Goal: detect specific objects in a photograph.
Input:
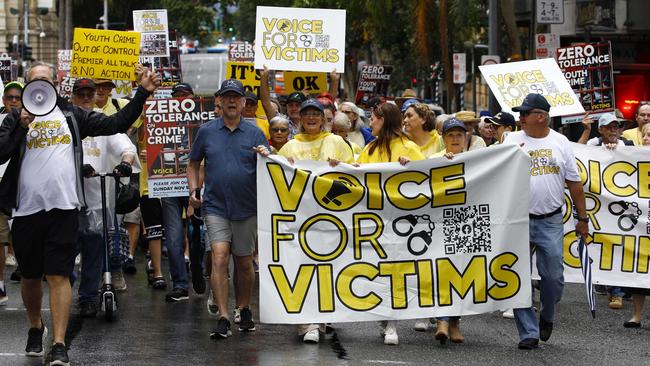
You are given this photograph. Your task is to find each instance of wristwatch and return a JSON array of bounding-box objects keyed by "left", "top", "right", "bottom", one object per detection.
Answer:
[{"left": 577, "top": 216, "right": 590, "bottom": 223}]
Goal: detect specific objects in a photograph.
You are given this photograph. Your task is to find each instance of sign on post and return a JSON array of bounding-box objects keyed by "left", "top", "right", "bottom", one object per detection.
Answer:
[
  {"left": 71, "top": 28, "right": 141, "bottom": 81},
  {"left": 254, "top": 6, "right": 346, "bottom": 73},
  {"left": 133, "top": 9, "right": 169, "bottom": 57},
  {"left": 453, "top": 53, "right": 466, "bottom": 84},
  {"left": 354, "top": 64, "right": 393, "bottom": 105},
  {"left": 536, "top": 0, "right": 564, "bottom": 24},
  {"left": 556, "top": 42, "right": 615, "bottom": 124},
  {"left": 479, "top": 58, "right": 584, "bottom": 118},
  {"left": 535, "top": 33, "right": 560, "bottom": 60},
  {"left": 283, "top": 71, "right": 327, "bottom": 94}
]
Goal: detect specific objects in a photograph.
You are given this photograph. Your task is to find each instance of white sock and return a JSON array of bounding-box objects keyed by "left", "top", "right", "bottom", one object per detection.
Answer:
[
  {"left": 128, "top": 255, "right": 134, "bottom": 260},
  {"left": 0, "top": 280, "right": 5, "bottom": 289}
]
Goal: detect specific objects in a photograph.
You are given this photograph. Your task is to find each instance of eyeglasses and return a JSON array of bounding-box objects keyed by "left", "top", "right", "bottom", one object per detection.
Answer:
[
  {"left": 3, "top": 95, "right": 20, "bottom": 101},
  {"left": 520, "top": 110, "right": 546, "bottom": 117},
  {"left": 95, "top": 84, "right": 113, "bottom": 91},
  {"left": 271, "top": 127, "right": 289, "bottom": 133}
]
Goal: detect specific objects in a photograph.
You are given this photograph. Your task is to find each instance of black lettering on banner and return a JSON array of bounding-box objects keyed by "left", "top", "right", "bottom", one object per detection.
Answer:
[{"left": 442, "top": 204, "right": 492, "bottom": 255}]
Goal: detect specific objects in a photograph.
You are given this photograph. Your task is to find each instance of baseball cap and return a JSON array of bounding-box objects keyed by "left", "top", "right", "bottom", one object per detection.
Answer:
[
  {"left": 4, "top": 81, "right": 24, "bottom": 93},
  {"left": 217, "top": 79, "right": 245, "bottom": 96},
  {"left": 73, "top": 78, "right": 95, "bottom": 92},
  {"left": 244, "top": 91, "right": 258, "bottom": 103},
  {"left": 300, "top": 98, "right": 324, "bottom": 113},
  {"left": 489, "top": 112, "right": 516, "bottom": 128},
  {"left": 512, "top": 93, "right": 551, "bottom": 112},
  {"left": 92, "top": 79, "right": 116, "bottom": 88},
  {"left": 598, "top": 113, "right": 621, "bottom": 128},
  {"left": 401, "top": 98, "right": 419, "bottom": 112},
  {"left": 171, "top": 82, "right": 193, "bottom": 95},
  {"left": 287, "top": 92, "right": 307, "bottom": 104},
  {"left": 442, "top": 118, "right": 467, "bottom": 134}
]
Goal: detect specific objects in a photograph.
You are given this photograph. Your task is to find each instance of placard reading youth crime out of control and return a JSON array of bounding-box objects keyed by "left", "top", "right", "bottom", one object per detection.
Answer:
[
  {"left": 71, "top": 28, "right": 141, "bottom": 81},
  {"left": 479, "top": 58, "right": 584, "bottom": 118},
  {"left": 254, "top": 6, "right": 346, "bottom": 73}
]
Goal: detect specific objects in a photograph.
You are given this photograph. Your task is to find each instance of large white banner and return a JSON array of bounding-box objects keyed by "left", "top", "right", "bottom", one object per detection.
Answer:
[
  {"left": 258, "top": 144, "right": 533, "bottom": 323},
  {"left": 561, "top": 144, "right": 650, "bottom": 288},
  {"left": 479, "top": 58, "right": 584, "bottom": 118},
  {"left": 254, "top": 6, "right": 346, "bottom": 73}
]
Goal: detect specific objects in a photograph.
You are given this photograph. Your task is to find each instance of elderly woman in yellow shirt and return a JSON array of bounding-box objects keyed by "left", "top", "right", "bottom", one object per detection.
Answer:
[{"left": 402, "top": 102, "right": 443, "bottom": 157}]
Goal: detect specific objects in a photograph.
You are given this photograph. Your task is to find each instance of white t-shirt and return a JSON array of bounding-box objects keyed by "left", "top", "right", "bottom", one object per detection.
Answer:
[
  {"left": 503, "top": 129, "right": 581, "bottom": 215},
  {"left": 14, "top": 107, "right": 80, "bottom": 217},
  {"left": 586, "top": 137, "right": 625, "bottom": 147}
]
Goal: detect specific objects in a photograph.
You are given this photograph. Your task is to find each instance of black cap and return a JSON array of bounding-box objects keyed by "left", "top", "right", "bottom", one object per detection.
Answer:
[
  {"left": 300, "top": 98, "right": 324, "bottom": 113},
  {"left": 442, "top": 118, "right": 467, "bottom": 134},
  {"left": 217, "top": 79, "right": 245, "bottom": 96},
  {"left": 489, "top": 112, "right": 516, "bottom": 128},
  {"left": 73, "top": 78, "right": 95, "bottom": 92},
  {"left": 244, "top": 91, "right": 258, "bottom": 103},
  {"left": 172, "top": 82, "right": 193, "bottom": 95},
  {"left": 512, "top": 93, "right": 551, "bottom": 112},
  {"left": 287, "top": 92, "right": 307, "bottom": 104}
]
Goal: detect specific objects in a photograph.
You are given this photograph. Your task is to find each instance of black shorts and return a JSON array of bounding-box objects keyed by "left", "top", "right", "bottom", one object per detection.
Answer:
[
  {"left": 11, "top": 209, "right": 78, "bottom": 279},
  {"left": 140, "top": 195, "right": 163, "bottom": 240}
]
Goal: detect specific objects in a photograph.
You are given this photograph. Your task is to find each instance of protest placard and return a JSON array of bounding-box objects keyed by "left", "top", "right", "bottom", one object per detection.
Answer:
[
  {"left": 144, "top": 97, "right": 215, "bottom": 197},
  {"left": 258, "top": 144, "right": 533, "bottom": 323},
  {"left": 56, "top": 50, "right": 75, "bottom": 99},
  {"left": 283, "top": 71, "right": 327, "bottom": 94},
  {"left": 229, "top": 41, "right": 255, "bottom": 62},
  {"left": 254, "top": 6, "right": 346, "bottom": 73},
  {"left": 133, "top": 9, "right": 169, "bottom": 57},
  {"left": 0, "top": 56, "right": 12, "bottom": 85},
  {"left": 71, "top": 28, "right": 141, "bottom": 81},
  {"left": 354, "top": 64, "right": 393, "bottom": 105},
  {"left": 556, "top": 42, "right": 615, "bottom": 124},
  {"left": 531, "top": 144, "right": 650, "bottom": 290},
  {"left": 479, "top": 58, "right": 584, "bottom": 118}
]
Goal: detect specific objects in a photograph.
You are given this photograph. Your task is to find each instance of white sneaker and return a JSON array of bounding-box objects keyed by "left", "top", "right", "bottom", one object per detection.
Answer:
[
  {"left": 303, "top": 329, "right": 319, "bottom": 343},
  {"left": 383, "top": 321, "right": 398, "bottom": 345},
  {"left": 74, "top": 254, "right": 81, "bottom": 266},
  {"left": 206, "top": 292, "right": 218, "bottom": 317},
  {"left": 5, "top": 254, "right": 17, "bottom": 267},
  {"left": 502, "top": 309, "right": 514, "bottom": 319},
  {"left": 111, "top": 271, "right": 127, "bottom": 292},
  {"left": 233, "top": 307, "right": 241, "bottom": 324},
  {"left": 413, "top": 319, "right": 429, "bottom": 331}
]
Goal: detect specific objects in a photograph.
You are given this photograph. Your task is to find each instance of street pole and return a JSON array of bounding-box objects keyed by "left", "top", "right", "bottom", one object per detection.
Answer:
[
  {"left": 488, "top": 0, "right": 499, "bottom": 113},
  {"left": 471, "top": 47, "right": 476, "bottom": 112},
  {"left": 103, "top": 0, "right": 109, "bottom": 30},
  {"left": 23, "top": 0, "right": 29, "bottom": 46}
]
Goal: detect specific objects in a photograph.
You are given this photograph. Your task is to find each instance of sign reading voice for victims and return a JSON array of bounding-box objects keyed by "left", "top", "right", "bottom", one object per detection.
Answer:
[
  {"left": 556, "top": 42, "right": 615, "bottom": 124},
  {"left": 479, "top": 58, "right": 584, "bottom": 118},
  {"left": 144, "top": 97, "right": 215, "bottom": 197},
  {"left": 71, "top": 28, "right": 141, "bottom": 81},
  {"left": 355, "top": 64, "right": 393, "bottom": 105},
  {"left": 257, "top": 144, "right": 533, "bottom": 323},
  {"left": 553, "top": 144, "right": 650, "bottom": 289},
  {"left": 254, "top": 6, "right": 346, "bottom": 73},
  {"left": 133, "top": 9, "right": 170, "bottom": 57}
]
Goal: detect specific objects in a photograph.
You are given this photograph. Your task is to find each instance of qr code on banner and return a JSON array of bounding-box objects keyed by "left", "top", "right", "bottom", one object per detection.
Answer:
[
  {"left": 315, "top": 35, "right": 330, "bottom": 48},
  {"left": 442, "top": 204, "right": 492, "bottom": 255}
]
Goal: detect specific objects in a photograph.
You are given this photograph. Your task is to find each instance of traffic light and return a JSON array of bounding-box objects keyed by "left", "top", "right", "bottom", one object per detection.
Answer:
[
  {"left": 22, "top": 44, "right": 32, "bottom": 60},
  {"left": 411, "top": 76, "right": 418, "bottom": 87}
]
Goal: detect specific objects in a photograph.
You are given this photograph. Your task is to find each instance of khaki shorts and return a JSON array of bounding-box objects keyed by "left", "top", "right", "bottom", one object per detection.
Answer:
[
  {"left": 123, "top": 206, "right": 142, "bottom": 225},
  {"left": 204, "top": 214, "right": 256, "bottom": 257},
  {"left": 0, "top": 212, "right": 11, "bottom": 244}
]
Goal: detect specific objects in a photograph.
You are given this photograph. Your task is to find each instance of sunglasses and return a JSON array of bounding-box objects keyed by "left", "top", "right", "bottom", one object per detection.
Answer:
[
  {"left": 3, "top": 95, "right": 20, "bottom": 101},
  {"left": 75, "top": 92, "right": 95, "bottom": 99},
  {"left": 271, "top": 127, "right": 289, "bottom": 133}
]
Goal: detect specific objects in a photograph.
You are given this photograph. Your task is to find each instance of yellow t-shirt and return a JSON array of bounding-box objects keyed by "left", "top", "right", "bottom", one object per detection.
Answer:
[
  {"left": 357, "top": 137, "right": 425, "bottom": 163},
  {"left": 255, "top": 117, "right": 270, "bottom": 140},
  {"left": 279, "top": 132, "right": 354, "bottom": 163},
  {"left": 98, "top": 97, "right": 143, "bottom": 129},
  {"left": 622, "top": 128, "right": 641, "bottom": 146},
  {"left": 418, "top": 130, "right": 444, "bottom": 157}
]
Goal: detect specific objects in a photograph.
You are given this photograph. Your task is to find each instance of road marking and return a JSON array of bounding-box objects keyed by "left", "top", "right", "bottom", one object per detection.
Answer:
[
  {"left": 4, "top": 307, "right": 50, "bottom": 311},
  {"left": 363, "top": 361, "right": 413, "bottom": 365},
  {"left": 0, "top": 353, "right": 22, "bottom": 356}
]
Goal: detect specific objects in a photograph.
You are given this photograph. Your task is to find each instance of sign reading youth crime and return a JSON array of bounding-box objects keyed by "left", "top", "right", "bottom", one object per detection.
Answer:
[
  {"left": 258, "top": 144, "right": 533, "bottom": 323},
  {"left": 133, "top": 9, "right": 170, "bottom": 57},
  {"left": 354, "top": 64, "right": 393, "bottom": 105},
  {"left": 254, "top": 6, "right": 346, "bottom": 73},
  {"left": 144, "top": 97, "right": 215, "bottom": 197},
  {"left": 71, "top": 28, "right": 141, "bottom": 81},
  {"left": 479, "top": 58, "right": 584, "bottom": 118},
  {"left": 556, "top": 42, "right": 615, "bottom": 124},
  {"left": 558, "top": 144, "right": 650, "bottom": 289}
]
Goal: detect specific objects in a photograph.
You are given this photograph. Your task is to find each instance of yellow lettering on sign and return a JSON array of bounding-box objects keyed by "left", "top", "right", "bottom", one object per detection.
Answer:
[
  {"left": 603, "top": 162, "right": 636, "bottom": 197},
  {"left": 488, "top": 253, "right": 521, "bottom": 300},
  {"left": 430, "top": 164, "right": 467, "bottom": 207},
  {"left": 379, "top": 262, "right": 417, "bottom": 309},
  {"left": 266, "top": 163, "right": 310, "bottom": 212},
  {"left": 269, "top": 264, "right": 315, "bottom": 313},
  {"left": 336, "top": 263, "right": 381, "bottom": 311},
  {"left": 437, "top": 256, "right": 487, "bottom": 306}
]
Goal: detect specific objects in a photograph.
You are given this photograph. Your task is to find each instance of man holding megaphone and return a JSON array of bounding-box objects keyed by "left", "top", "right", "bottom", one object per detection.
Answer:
[{"left": 0, "top": 61, "right": 160, "bottom": 365}]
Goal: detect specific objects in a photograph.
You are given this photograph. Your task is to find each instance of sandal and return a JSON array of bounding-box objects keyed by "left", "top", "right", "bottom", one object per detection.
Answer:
[{"left": 152, "top": 277, "right": 167, "bottom": 290}]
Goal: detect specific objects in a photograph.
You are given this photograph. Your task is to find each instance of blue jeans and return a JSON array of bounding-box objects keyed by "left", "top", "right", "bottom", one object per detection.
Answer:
[
  {"left": 608, "top": 286, "right": 624, "bottom": 297},
  {"left": 78, "top": 233, "right": 103, "bottom": 304},
  {"left": 514, "top": 212, "right": 565, "bottom": 341},
  {"left": 437, "top": 316, "right": 460, "bottom": 322},
  {"left": 161, "top": 197, "right": 189, "bottom": 290}
]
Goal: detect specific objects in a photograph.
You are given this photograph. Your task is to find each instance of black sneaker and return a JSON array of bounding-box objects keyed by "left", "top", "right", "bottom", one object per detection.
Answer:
[
  {"left": 79, "top": 302, "right": 98, "bottom": 318},
  {"left": 517, "top": 338, "right": 539, "bottom": 350},
  {"left": 145, "top": 260, "right": 154, "bottom": 284},
  {"left": 539, "top": 316, "right": 553, "bottom": 342},
  {"left": 238, "top": 307, "right": 256, "bottom": 332},
  {"left": 165, "top": 288, "right": 189, "bottom": 302},
  {"left": 210, "top": 317, "right": 232, "bottom": 339},
  {"left": 25, "top": 323, "right": 48, "bottom": 356},
  {"left": 10, "top": 267, "right": 21, "bottom": 283},
  {"left": 123, "top": 257, "right": 137, "bottom": 275},
  {"left": 191, "top": 271, "right": 206, "bottom": 295},
  {"left": 49, "top": 343, "right": 70, "bottom": 366}
]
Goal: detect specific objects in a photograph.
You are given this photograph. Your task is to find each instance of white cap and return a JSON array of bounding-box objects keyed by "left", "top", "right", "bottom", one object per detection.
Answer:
[{"left": 598, "top": 113, "right": 620, "bottom": 128}]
